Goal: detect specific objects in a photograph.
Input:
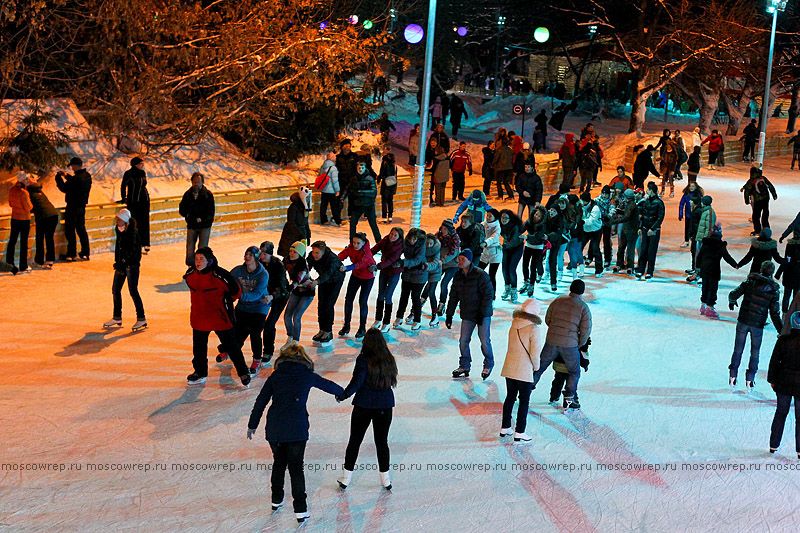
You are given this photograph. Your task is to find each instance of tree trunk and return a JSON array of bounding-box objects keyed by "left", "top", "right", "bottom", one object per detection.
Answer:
[
  {"left": 786, "top": 81, "right": 800, "bottom": 133},
  {"left": 697, "top": 85, "right": 720, "bottom": 135},
  {"left": 724, "top": 85, "right": 753, "bottom": 136},
  {"left": 628, "top": 73, "right": 653, "bottom": 136}
]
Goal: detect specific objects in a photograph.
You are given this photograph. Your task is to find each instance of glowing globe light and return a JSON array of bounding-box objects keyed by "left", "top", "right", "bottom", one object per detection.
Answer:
[
  {"left": 457, "top": 26, "right": 467, "bottom": 37},
  {"left": 348, "top": 15, "right": 359, "bottom": 25},
  {"left": 404, "top": 24, "right": 424, "bottom": 44},
  {"left": 320, "top": 21, "right": 328, "bottom": 30},
  {"left": 534, "top": 27, "right": 550, "bottom": 43},
  {"left": 363, "top": 19, "right": 373, "bottom": 30}
]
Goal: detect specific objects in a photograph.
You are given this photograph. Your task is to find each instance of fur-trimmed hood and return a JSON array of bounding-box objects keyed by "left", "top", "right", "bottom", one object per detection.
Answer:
[
  {"left": 751, "top": 237, "right": 778, "bottom": 250},
  {"left": 512, "top": 309, "right": 542, "bottom": 325},
  {"left": 274, "top": 351, "right": 314, "bottom": 371}
]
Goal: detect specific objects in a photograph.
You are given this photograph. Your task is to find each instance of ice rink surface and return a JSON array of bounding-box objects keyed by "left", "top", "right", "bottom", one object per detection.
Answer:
[{"left": 2, "top": 156, "right": 800, "bottom": 532}]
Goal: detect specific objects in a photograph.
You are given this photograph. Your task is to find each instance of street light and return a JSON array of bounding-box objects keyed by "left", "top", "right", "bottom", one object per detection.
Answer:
[
  {"left": 757, "top": 0, "right": 788, "bottom": 169},
  {"left": 494, "top": 14, "right": 506, "bottom": 97}
]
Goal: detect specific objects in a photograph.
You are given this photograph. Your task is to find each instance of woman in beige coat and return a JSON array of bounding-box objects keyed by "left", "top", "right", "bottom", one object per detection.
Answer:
[{"left": 500, "top": 298, "right": 543, "bottom": 442}]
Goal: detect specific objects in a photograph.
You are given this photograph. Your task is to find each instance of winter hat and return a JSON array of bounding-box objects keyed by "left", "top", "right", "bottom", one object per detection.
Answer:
[
  {"left": 624, "top": 188, "right": 635, "bottom": 198},
  {"left": 340, "top": 139, "right": 352, "bottom": 148},
  {"left": 260, "top": 241, "right": 275, "bottom": 255},
  {"left": 702, "top": 195, "right": 713, "bottom": 206},
  {"left": 791, "top": 311, "right": 800, "bottom": 330},
  {"left": 16, "top": 172, "right": 28, "bottom": 183},
  {"left": 291, "top": 241, "right": 307, "bottom": 257},
  {"left": 522, "top": 298, "right": 541, "bottom": 316},
  {"left": 69, "top": 157, "right": 83, "bottom": 167},
  {"left": 458, "top": 249, "right": 473, "bottom": 262},
  {"left": 711, "top": 222, "right": 722, "bottom": 237},
  {"left": 614, "top": 182, "right": 625, "bottom": 190},
  {"left": 580, "top": 190, "right": 592, "bottom": 202},
  {"left": 760, "top": 228, "right": 773, "bottom": 240},
  {"left": 569, "top": 279, "right": 585, "bottom": 295},
  {"left": 487, "top": 208, "right": 501, "bottom": 221},
  {"left": 601, "top": 185, "right": 611, "bottom": 195},
  {"left": 116, "top": 208, "right": 132, "bottom": 224},
  {"left": 472, "top": 189, "right": 482, "bottom": 200},
  {"left": 634, "top": 188, "right": 644, "bottom": 195},
  {"left": 130, "top": 156, "right": 143, "bottom": 167},
  {"left": 245, "top": 245, "right": 260, "bottom": 258},
  {"left": 522, "top": 142, "right": 531, "bottom": 150}
]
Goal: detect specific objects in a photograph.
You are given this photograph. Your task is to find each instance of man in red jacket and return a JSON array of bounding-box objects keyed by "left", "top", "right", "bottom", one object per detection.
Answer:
[
  {"left": 449, "top": 142, "right": 473, "bottom": 202},
  {"left": 184, "top": 246, "right": 250, "bottom": 387}
]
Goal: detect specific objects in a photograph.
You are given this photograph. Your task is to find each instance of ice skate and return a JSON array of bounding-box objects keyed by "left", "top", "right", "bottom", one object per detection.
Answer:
[
  {"left": 499, "top": 427, "right": 513, "bottom": 437},
  {"left": 481, "top": 367, "right": 491, "bottom": 380},
  {"left": 436, "top": 302, "right": 445, "bottom": 316},
  {"left": 315, "top": 331, "right": 333, "bottom": 345},
  {"left": 280, "top": 338, "right": 294, "bottom": 351},
  {"left": 311, "top": 330, "right": 324, "bottom": 342},
  {"left": 551, "top": 284, "right": 558, "bottom": 292},
  {"left": 429, "top": 315, "right": 440, "bottom": 328},
  {"left": 337, "top": 468, "right": 353, "bottom": 490},
  {"left": 704, "top": 306, "right": 719, "bottom": 319},
  {"left": 271, "top": 500, "right": 284, "bottom": 511},
  {"left": 240, "top": 374, "right": 251, "bottom": 388},
  {"left": 405, "top": 313, "right": 414, "bottom": 325},
  {"left": 410, "top": 322, "right": 422, "bottom": 331},
  {"left": 509, "top": 288, "right": 519, "bottom": 304},
  {"left": 613, "top": 266, "right": 620, "bottom": 273},
  {"left": 700, "top": 303, "right": 706, "bottom": 315},
  {"left": 102, "top": 318, "right": 123, "bottom": 329},
  {"left": 372, "top": 320, "right": 382, "bottom": 329},
  {"left": 527, "top": 285, "right": 534, "bottom": 297},
  {"left": 131, "top": 320, "right": 147, "bottom": 331},
  {"left": 645, "top": 274, "right": 653, "bottom": 280},
  {"left": 392, "top": 318, "right": 403, "bottom": 329},
  {"left": 380, "top": 323, "right": 391, "bottom": 333},
  {"left": 746, "top": 380, "right": 754, "bottom": 393},
  {"left": 729, "top": 376, "right": 737, "bottom": 390},
  {"left": 248, "top": 359, "right": 262, "bottom": 376},
  {"left": 452, "top": 367, "right": 469, "bottom": 378},
  {"left": 354, "top": 328, "right": 366, "bottom": 340},
  {"left": 514, "top": 432, "right": 532, "bottom": 442},
  {"left": 380, "top": 471, "right": 392, "bottom": 490},
  {"left": 520, "top": 281, "right": 530, "bottom": 293},
  {"left": 500, "top": 285, "right": 511, "bottom": 301},
  {"left": 295, "top": 511, "right": 310, "bottom": 524},
  {"left": 578, "top": 264, "right": 585, "bottom": 278},
  {"left": 187, "top": 373, "right": 207, "bottom": 386},
  {"left": 770, "top": 447, "right": 777, "bottom": 454},
  {"left": 338, "top": 326, "right": 350, "bottom": 337},
  {"left": 680, "top": 241, "right": 690, "bottom": 248}
]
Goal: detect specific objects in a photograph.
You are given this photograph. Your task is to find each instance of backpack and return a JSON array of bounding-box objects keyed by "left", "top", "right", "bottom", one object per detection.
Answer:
[{"left": 315, "top": 166, "right": 331, "bottom": 190}]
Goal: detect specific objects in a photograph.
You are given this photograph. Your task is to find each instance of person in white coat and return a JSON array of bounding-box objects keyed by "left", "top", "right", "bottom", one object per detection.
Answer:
[
  {"left": 691, "top": 127, "right": 703, "bottom": 150},
  {"left": 500, "top": 298, "right": 543, "bottom": 442},
  {"left": 478, "top": 209, "right": 502, "bottom": 298}
]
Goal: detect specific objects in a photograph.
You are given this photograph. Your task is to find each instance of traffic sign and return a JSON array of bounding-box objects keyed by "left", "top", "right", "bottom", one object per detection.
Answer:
[{"left": 512, "top": 104, "right": 523, "bottom": 115}]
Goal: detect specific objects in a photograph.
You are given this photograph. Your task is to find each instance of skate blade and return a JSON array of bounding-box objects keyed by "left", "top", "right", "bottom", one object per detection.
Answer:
[
  {"left": 131, "top": 325, "right": 148, "bottom": 331},
  {"left": 102, "top": 324, "right": 123, "bottom": 329}
]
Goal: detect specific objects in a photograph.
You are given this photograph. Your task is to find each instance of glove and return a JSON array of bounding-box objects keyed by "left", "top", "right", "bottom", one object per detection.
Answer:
[
  {"left": 246, "top": 428, "right": 256, "bottom": 440},
  {"left": 779, "top": 237, "right": 784, "bottom": 243},
  {"left": 421, "top": 263, "right": 428, "bottom": 271},
  {"left": 647, "top": 229, "right": 655, "bottom": 237},
  {"left": 475, "top": 315, "right": 483, "bottom": 326},
  {"left": 580, "top": 354, "right": 590, "bottom": 372},
  {"left": 113, "top": 262, "right": 121, "bottom": 271},
  {"left": 729, "top": 301, "right": 738, "bottom": 311},
  {"left": 445, "top": 317, "right": 453, "bottom": 329},
  {"left": 367, "top": 264, "right": 378, "bottom": 273},
  {"left": 335, "top": 395, "right": 343, "bottom": 403},
  {"left": 391, "top": 261, "right": 402, "bottom": 268}
]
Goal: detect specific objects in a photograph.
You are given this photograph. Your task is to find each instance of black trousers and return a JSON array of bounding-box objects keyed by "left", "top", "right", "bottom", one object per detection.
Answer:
[
  {"left": 701, "top": 276, "right": 719, "bottom": 306},
  {"left": 262, "top": 296, "right": 288, "bottom": 358},
  {"left": 63, "top": 204, "right": 89, "bottom": 257},
  {"left": 396, "top": 281, "right": 424, "bottom": 322},
  {"left": 344, "top": 405, "right": 393, "bottom": 472},
  {"left": 522, "top": 247, "right": 544, "bottom": 285},
  {"left": 583, "top": 229, "right": 603, "bottom": 274},
  {"left": 495, "top": 169, "right": 514, "bottom": 198},
  {"left": 34, "top": 215, "right": 58, "bottom": 264},
  {"left": 319, "top": 192, "right": 341, "bottom": 225},
  {"left": 617, "top": 231, "right": 637, "bottom": 269},
  {"left": 452, "top": 172, "right": 466, "bottom": 200},
  {"left": 6, "top": 219, "right": 30, "bottom": 270},
  {"left": 349, "top": 204, "right": 382, "bottom": 244},
  {"left": 743, "top": 140, "right": 756, "bottom": 160},
  {"left": 128, "top": 202, "right": 150, "bottom": 247},
  {"left": 637, "top": 230, "right": 661, "bottom": 276},
  {"left": 601, "top": 225, "right": 612, "bottom": 263},
  {"left": 343, "top": 276, "right": 374, "bottom": 330},
  {"left": 752, "top": 199, "right": 770, "bottom": 234},
  {"left": 482, "top": 168, "right": 494, "bottom": 195},
  {"left": 478, "top": 261, "right": 500, "bottom": 298},
  {"left": 112, "top": 266, "right": 145, "bottom": 320},
  {"left": 269, "top": 440, "right": 308, "bottom": 513},
  {"left": 502, "top": 378, "right": 533, "bottom": 433},
  {"left": 192, "top": 327, "right": 248, "bottom": 378},
  {"left": 218, "top": 309, "right": 266, "bottom": 360},
  {"left": 381, "top": 192, "right": 395, "bottom": 218},
  {"left": 317, "top": 280, "right": 344, "bottom": 332}
]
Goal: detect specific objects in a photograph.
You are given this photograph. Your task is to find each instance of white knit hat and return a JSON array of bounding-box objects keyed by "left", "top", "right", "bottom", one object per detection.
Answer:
[
  {"left": 522, "top": 298, "right": 541, "bottom": 315},
  {"left": 116, "top": 208, "right": 132, "bottom": 224},
  {"left": 16, "top": 172, "right": 29, "bottom": 183}
]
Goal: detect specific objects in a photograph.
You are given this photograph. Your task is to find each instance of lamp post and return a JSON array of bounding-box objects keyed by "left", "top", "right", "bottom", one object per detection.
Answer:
[
  {"left": 757, "top": 0, "right": 788, "bottom": 169},
  {"left": 494, "top": 14, "right": 506, "bottom": 97}
]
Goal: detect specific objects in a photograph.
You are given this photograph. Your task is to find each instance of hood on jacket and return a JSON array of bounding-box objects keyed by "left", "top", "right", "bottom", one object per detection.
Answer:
[
  {"left": 565, "top": 133, "right": 574, "bottom": 142},
  {"left": 426, "top": 234, "right": 442, "bottom": 258},
  {"left": 751, "top": 237, "right": 778, "bottom": 250},
  {"left": 274, "top": 350, "right": 314, "bottom": 371},
  {"left": 470, "top": 190, "right": 488, "bottom": 205},
  {"left": 511, "top": 309, "right": 543, "bottom": 326}
]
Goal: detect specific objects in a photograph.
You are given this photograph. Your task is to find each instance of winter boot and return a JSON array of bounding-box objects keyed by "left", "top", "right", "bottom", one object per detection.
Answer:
[
  {"left": 337, "top": 468, "right": 353, "bottom": 490},
  {"left": 501, "top": 285, "right": 511, "bottom": 301},
  {"left": 509, "top": 288, "right": 519, "bottom": 304},
  {"left": 704, "top": 306, "right": 720, "bottom": 319}
]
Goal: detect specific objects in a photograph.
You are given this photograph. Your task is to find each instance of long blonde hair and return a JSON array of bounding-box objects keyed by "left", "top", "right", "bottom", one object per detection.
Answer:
[{"left": 275, "top": 343, "right": 314, "bottom": 370}]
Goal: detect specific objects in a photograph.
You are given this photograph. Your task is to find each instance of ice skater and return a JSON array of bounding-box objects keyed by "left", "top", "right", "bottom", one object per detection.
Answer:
[
  {"left": 103, "top": 209, "right": 147, "bottom": 331},
  {"left": 337, "top": 233, "right": 376, "bottom": 339},
  {"left": 247, "top": 344, "right": 343, "bottom": 524},
  {"left": 695, "top": 223, "right": 738, "bottom": 319},
  {"left": 767, "top": 311, "right": 800, "bottom": 458}
]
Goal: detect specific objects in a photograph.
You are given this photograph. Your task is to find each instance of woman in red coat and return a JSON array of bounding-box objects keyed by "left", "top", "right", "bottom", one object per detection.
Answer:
[
  {"left": 184, "top": 246, "right": 250, "bottom": 387},
  {"left": 338, "top": 232, "right": 376, "bottom": 339}
]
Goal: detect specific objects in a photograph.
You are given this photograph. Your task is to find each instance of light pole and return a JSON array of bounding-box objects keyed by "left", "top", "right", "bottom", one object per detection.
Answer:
[
  {"left": 494, "top": 14, "right": 505, "bottom": 97},
  {"left": 757, "top": 0, "right": 788, "bottom": 169}
]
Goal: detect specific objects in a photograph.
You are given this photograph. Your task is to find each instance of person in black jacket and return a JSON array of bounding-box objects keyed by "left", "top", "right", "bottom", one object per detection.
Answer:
[
  {"left": 120, "top": 157, "right": 151, "bottom": 252},
  {"left": 336, "top": 140, "right": 359, "bottom": 218},
  {"left": 259, "top": 241, "right": 290, "bottom": 364},
  {"left": 776, "top": 229, "right": 800, "bottom": 314},
  {"left": 336, "top": 329, "right": 398, "bottom": 491},
  {"left": 348, "top": 162, "right": 382, "bottom": 244},
  {"left": 515, "top": 162, "right": 543, "bottom": 221},
  {"left": 247, "top": 344, "right": 343, "bottom": 524},
  {"left": 737, "top": 228, "right": 783, "bottom": 274},
  {"left": 26, "top": 178, "right": 59, "bottom": 267},
  {"left": 632, "top": 146, "right": 660, "bottom": 190},
  {"left": 377, "top": 152, "right": 398, "bottom": 223},
  {"left": 393, "top": 228, "right": 428, "bottom": 330},
  {"left": 522, "top": 205, "right": 548, "bottom": 297},
  {"left": 767, "top": 311, "right": 800, "bottom": 457},
  {"left": 456, "top": 212, "right": 484, "bottom": 258},
  {"left": 500, "top": 209, "right": 525, "bottom": 303},
  {"left": 636, "top": 182, "right": 665, "bottom": 280},
  {"left": 696, "top": 223, "right": 739, "bottom": 318},
  {"left": 306, "top": 241, "right": 345, "bottom": 344},
  {"left": 446, "top": 249, "right": 495, "bottom": 379},
  {"left": 741, "top": 119, "right": 758, "bottom": 162},
  {"left": 55, "top": 156, "right": 92, "bottom": 260},
  {"left": 728, "top": 260, "right": 783, "bottom": 391},
  {"left": 277, "top": 188, "right": 311, "bottom": 259},
  {"left": 102, "top": 209, "right": 146, "bottom": 330},
  {"left": 179, "top": 172, "right": 215, "bottom": 266}
]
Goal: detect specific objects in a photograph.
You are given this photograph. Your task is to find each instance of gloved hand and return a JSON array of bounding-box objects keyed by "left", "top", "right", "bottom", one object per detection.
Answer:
[
  {"left": 421, "top": 263, "right": 428, "bottom": 271},
  {"left": 335, "top": 395, "right": 343, "bottom": 403},
  {"left": 647, "top": 229, "right": 655, "bottom": 237},
  {"left": 580, "top": 354, "right": 590, "bottom": 372},
  {"left": 445, "top": 317, "right": 453, "bottom": 329},
  {"left": 729, "top": 301, "right": 738, "bottom": 311},
  {"left": 247, "top": 428, "right": 256, "bottom": 440},
  {"left": 779, "top": 237, "right": 784, "bottom": 243},
  {"left": 391, "top": 261, "right": 402, "bottom": 268},
  {"left": 368, "top": 264, "right": 378, "bottom": 273}
]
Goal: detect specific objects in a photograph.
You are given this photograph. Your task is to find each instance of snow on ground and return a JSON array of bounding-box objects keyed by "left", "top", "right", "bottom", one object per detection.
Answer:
[{"left": 2, "top": 152, "right": 800, "bottom": 531}]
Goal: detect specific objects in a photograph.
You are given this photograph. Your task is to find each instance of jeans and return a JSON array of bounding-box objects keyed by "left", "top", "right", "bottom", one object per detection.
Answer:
[
  {"left": 320, "top": 192, "right": 341, "bottom": 225},
  {"left": 262, "top": 296, "right": 288, "bottom": 358},
  {"left": 112, "top": 266, "right": 145, "bottom": 320},
  {"left": 729, "top": 322, "right": 764, "bottom": 382},
  {"left": 343, "top": 276, "right": 374, "bottom": 330},
  {"left": 269, "top": 440, "right": 308, "bottom": 513},
  {"left": 376, "top": 271, "right": 401, "bottom": 306},
  {"left": 218, "top": 309, "right": 266, "bottom": 360},
  {"left": 452, "top": 172, "right": 466, "bottom": 200},
  {"left": 422, "top": 279, "right": 440, "bottom": 315},
  {"left": 185, "top": 227, "right": 211, "bottom": 267},
  {"left": 502, "top": 378, "right": 533, "bottom": 433},
  {"left": 567, "top": 237, "right": 583, "bottom": 270},
  {"left": 349, "top": 204, "right": 382, "bottom": 244},
  {"left": 344, "top": 406, "right": 393, "bottom": 472},
  {"left": 533, "top": 344, "right": 581, "bottom": 399},
  {"left": 396, "top": 281, "right": 424, "bottom": 323},
  {"left": 317, "top": 281, "right": 343, "bottom": 331},
  {"left": 284, "top": 294, "right": 314, "bottom": 341},
  {"left": 770, "top": 393, "right": 800, "bottom": 452},
  {"left": 439, "top": 266, "right": 458, "bottom": 306},
  {"left": 6, "top": 219, "right": 30, "bottom": 270},
  {"left": 495, "top": 169, "right": 514, "bottom": 198},
  {"left": 192, "top": 327, "right": 248, "bottom": 378},
  {"left": 617, "top": 231, "right": 637, "bottom": 269},
  {"left": 637, "top": 230, "right": 661, "bottom": 276},
  {"left": 752, "top": 199, "right": 770, "bottom": 234},
  {"left": 522, "top": 247, "right": 544, "bottom": 284},
  {"left": 381, "top": 192, "right": 395, "bottom": 219},
  {"left": 34, "top": 215, "right": 58, "bottom": 264},
  {"left": 128, "top": 201, "right": 150, "bottom": 247},
  {"left": 501, "top": 245, "right": 523, "bottom": 287},
  {"left": 63, "top": 204, "right": 89, "bottom": 258},
  {"left": 546, "top": 242, "right": 566, "bottom": 287},
  {"left": 583, "top": 229, "right": 603, "bottom": 274},
  {"left": 700, "top": 277, "right": 719, "bottom": 306},
  {"left": 458, "top": 318, "right": 493, "bottom": 371}
]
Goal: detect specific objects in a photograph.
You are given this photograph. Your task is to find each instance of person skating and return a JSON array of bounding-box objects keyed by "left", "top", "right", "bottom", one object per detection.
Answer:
[
  {"left": 515, "top": 162, "right": 543, "bottom": 221},
  {"left": 6, "top": 173, "right": 32, "bottom": 272},
  {"left": 184, "top": 246, "right": 250, "bottom": 387},
  {"left": 701, "top": 130, "right": 723, "bottom": 170},
  {"left": 282, "top": 241, "right": 315, "bottom": 349},
  {"left": 632, "top": 145, "right": 660, "bottom": 190},
  {"left": 595, "top": 186, "right": 616, "bottom": 268},
  {"left": 521, "top": 206, "right": 548, "bottom": 297},
  {"left": 247, "top": 344, "right": 344, "bottom": 524},
  {"left": 500, "top": 298, "right": 542, "bottom": 442},
  {"left": 558, "top": 133, "right": 578, "bottom": 188},
  {"left": 549, "top": 340, "right": 590, "bottom": 408},
  {"left": 636, "top": 182, "right": 665, "bottom": 280},
  {"left": 431, "top": 146, "right": 450, "bottom": 207},
  {"left": 435, "top": 220, "right": 461, "bottom": 316},
  {"left": 696, "top": 223, "right": 739, "bottom": 318},
  {"left": 609, "top": 166, "right": 634, "bottom": 191},
  {"left": 481, "top": 141, "right": 495, "bottom": 196},
  {"left": 491, "top": 137, "right": 515, "bottom": 200},
  {"left": 216, "top": 246, "right": 270, "bottom": 376},
  {"left": 336, "top": 139, "right": 359, "bottom": 218},
  {"left": 26, "top": 176, "right": 59, "bottom": 268},
  {"left": 659, "top": 141, "right": 678, "bottom": 197},
  {"left": 370, "top": 228, "right": 405, "bottom": 332},
  {"left": 307, "top": 241, "right": 345, "bottom": 344},
  {"left": 742, "top": 167, "right": 778, "bottom": 236},
  {"left": 545, "top": 198, "right": 568, "bottom": 290},
  {"left": 449, "top": 94, "right": 468, "bottom": 139},
  {"left": 317, "top": 152, "right": 342, "bottom": 226},
  {"left": 348, "top": 161, "right": 382, "bottom": 243},
  {"left": 767, "top": 311, "right": 800, "bottom": 458},
  {"left": 377, "top": 152, "right": 398, "bottom": 223},
  {"left": 500, "top": 209, "right": 525, "bottom": 302},
  {"left": 456, "top": 211, "right": 485, "bottom": 261},
  {"left": 55, "top": 157, "right": 92, "bottom": 261},
  {"left": 738, "top": 228, "right": 784, "bottom": 274},
  {"left": 337, "top": 329, "right": 398, "bottom": 490},
  {"left": 678, "top": 182, "right": 704, "bottom": 247},
  {"left": 728, "top": 260, "right": 783, "bottom": 392},
  {"left": 338, "top": 234, "right": 376, "bottom": 339},
  {"left": 449, "top": 141, "right": 472, "bottom": 202},
  {"left": 779, "top": 211, "right": 800, "bottom": 244},
  {"left": 420, "top": 233, "right": 443, "bottom": 327},
  {"left": 179, "top": 172, "right": 215, "bottom": 267},
  {"left": 478, "top": 209, "right": 502, "bottom": 299},
  {"left": 120, "top": 157, "right": 151, "bottom": 253},
  {"left": 277, "top": 188, "right": 311, "bottom": 258},
  {"left": 776, "top": 230, "right": 800, "bottom": 317},
  {"left": 259, "top": 241, "right": 289, "bottom": 364},
  {"left": 741, "top": 119, "right": 758, "bottom": 162},
  {"left": 577, "top": 134, "right": 600, "bottom": 194},
  {"left": 532, "top": 279, "right": 592, "bottom": 410},
  {"left": 788, "top": 130, "right": 800, "bottom": 170},
  {"left": 393, "top": 228, "right": 427, "bottom": 331},
  {"left": 446, "top": 249, "right": 495, "bottom": 379},
  {"left": 102, "top": 208, "right": 147, "bottom": 330},
  {"left": 687, "top": 146, "right": 702, "bottom": 183},
  {"left": 612, "top": 189, "right": 639, "bottom": 275},
  {"left": 581, "top": 191, "right": 603, "bottom": 277},
  {"left": 453, "top": 189, "right": 493, "bottom": 225}
]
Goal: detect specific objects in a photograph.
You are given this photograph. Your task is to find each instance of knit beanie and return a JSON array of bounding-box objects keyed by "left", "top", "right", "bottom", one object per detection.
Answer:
[
  {"left": 702, "top": 195, "right": 713, "bottom": 206},
  {"left": 624, "top": 189, "right": 635, "bottom": 198},
  {"left": 116, "top": 208, "right": 132, "bottom": 224},
  {"left": 259, "top": 241, "right": 275, "bottom": 255},
  {"left": 602, "top": 185, "right": 611, "bottom": 195},
  {"left": 487, "top": 208, "right": 500, "bottom": 221},
  {"left": 522, "top": 298, "right": 541, "bottom": 315},
  {"left": 130, "top": 157, "right": 143, "bottom": 167},
  {"left": 569, "top": 279, "right": 585, "bottom": 295},
  {"left": 69, "top": 157, "right": 83, "bottom": 167},
  {"left": 472, "top": 189, "right": 482, "bottom": 200},
  {"left": 340, "top": 139, "right": 352, "bottom": 148},
  {"left": 291, "top": 241, "right": 307, "bottom": 257},
  {"left": 245, "top": 245, "right": 260, "bottom": 258},
  {"left": 614, "top": 182, "right": 625, "bottom": 190},
  {"left": 458, "top": 249, "right": 473, "bottom": 262},
  {"left": 761, "top": 228, "right": 772, "bottom": 239}
]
